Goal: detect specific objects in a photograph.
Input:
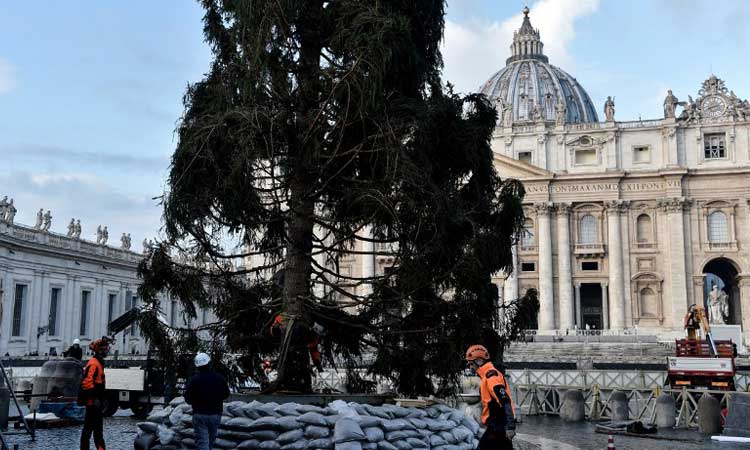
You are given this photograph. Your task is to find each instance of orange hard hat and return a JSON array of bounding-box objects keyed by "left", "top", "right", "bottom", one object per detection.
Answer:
[
  {"left": 89, "top": 338, "right": 110, "bottom": 353},
  {"left": 465, "top": 345, "right": 490, "bottom": 361}
]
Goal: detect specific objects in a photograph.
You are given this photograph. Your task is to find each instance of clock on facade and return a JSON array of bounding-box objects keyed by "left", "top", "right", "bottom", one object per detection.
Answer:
[{"left": 701, "top": 95, "right": 727, "bottom": 118}]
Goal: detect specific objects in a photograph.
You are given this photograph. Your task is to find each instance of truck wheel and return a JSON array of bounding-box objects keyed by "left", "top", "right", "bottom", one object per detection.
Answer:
[
  {"left": 131, "top": 402, "right": 152, "bottom": 420},
  {"left": 102, "top": 394, "right": 120, "bottom": 417}
]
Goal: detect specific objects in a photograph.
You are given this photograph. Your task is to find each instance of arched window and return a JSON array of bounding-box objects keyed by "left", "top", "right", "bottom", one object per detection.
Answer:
[
  {"left": 521, "top": 219, "right": 535, "bottom": 247},
  {"left": 640, "top": 287, "right": 658, "bottom": 317},
  {"left": 708, "top": 211, "right": 729, "bottom": 242},
  {"left": 636, "top": 214, "right": 652, "bottom": 243},
  {"left": 579, "top": 214, "right": 597, "bottom": 244}
]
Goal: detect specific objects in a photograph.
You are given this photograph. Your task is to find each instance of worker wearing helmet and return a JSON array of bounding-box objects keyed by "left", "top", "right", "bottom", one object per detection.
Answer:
[
  {"left": 65, "top": 338, "right": 83, "bottom": 361},
  {"left": 79, "top": 337, "right": 111, "bottom": 450},
  {"left": 465, "top": 345, "right": 516, "bottom": 450},
  {"left": 185, "top": 352, "right": 230, "bottom": 450}
]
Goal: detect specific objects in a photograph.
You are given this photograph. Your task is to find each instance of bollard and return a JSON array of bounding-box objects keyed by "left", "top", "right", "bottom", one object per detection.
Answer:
[
  {"left": 654, "top": 393, "right": 676, "bottom": 428},
  {"left": 560, "top": 389, "right": 586, "bottom": 422},
  {"left": 606, "top": 434, "right": 615, "bottom": 449},
  {"left": 697, "top": 393, "right": 721, "bottom": 434},
  {"left": 609, "top": 391, "right": 629, "bottom": 421}
]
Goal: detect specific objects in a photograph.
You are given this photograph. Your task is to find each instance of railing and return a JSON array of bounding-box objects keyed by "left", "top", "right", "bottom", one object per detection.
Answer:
[
  {"left": 513, "top": 382, "right": 734, "bottom": 428},
  {"left": 707, "top": 241, "right": 736, "bottom": 251},
  {"left": 573, "top": 243, "right": 605, "bottom": 255},
  {"left": 566, "top": 122, "right": 602, "bottom": 131},
  {"left": 513, "top": 125, "right": 538, "bottom": 133},
  {"left": 618, "top": 119, "right": 663, "bottom": 129}
]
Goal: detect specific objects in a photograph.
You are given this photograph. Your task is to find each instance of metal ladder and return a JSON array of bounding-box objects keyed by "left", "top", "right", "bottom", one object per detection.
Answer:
[{"left": 0, "top": 358, "right": 34, "bottom": 449}]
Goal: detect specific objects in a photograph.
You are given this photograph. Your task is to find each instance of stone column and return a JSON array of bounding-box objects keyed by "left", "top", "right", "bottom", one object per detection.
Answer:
[
  {"left": 504, "top": 244, "right": 519, "bottom": 302},
  {"left": 601, "top": 282, "right": 610, "bottom": 330},
  {"left": 606, "top": 201, "right": 626, "bottom": 329},
  {"left": 361, "top": 226, "right": 376, "bottom": 297},
  {"left": 738, "top": 276, "right": 750, "bottom": 347},
  {"left": 574, "top": 283, "right": 582, "bottom": 328},
  {"left": 660, "top": 198, "right": 690, "bottom": 328},
  {"left": 556, "top": 204, "right": 574, "bottom": 330},
  {"left": 536, "top": 202, "right": 555, "bottom": 331}
]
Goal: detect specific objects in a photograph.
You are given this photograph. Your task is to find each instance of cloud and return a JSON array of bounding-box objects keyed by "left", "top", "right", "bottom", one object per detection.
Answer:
[
  {"left": 442, "top": 0, "right": 600, "bottom": 94},
  {"left": 1, "top": 172, "right": 163, "bottom": 250},
  {"left": 0, "top": 58, "right": 16, "bottom": 95},
  {"left": 6, "top": 144, "right": 169, "bottom": 172}
]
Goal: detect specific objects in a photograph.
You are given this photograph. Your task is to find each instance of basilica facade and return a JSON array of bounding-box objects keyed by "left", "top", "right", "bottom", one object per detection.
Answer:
[{"left": 482, "top": 9, "right": 750, "bottom": 343}]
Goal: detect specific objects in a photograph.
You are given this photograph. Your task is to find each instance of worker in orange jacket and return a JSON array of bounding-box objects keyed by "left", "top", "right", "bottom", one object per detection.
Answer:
[
  {"left": 466, "top": 345, "right": 516, "bottom": 450},
  {"left": 79, "top": 337, "right": 111, "bottom": 450}
]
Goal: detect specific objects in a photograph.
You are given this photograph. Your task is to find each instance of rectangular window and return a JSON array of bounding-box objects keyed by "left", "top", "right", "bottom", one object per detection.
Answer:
[
  {"left": 581, "top": 261, "right": 599, "bottom": 271},
  {"left": 633, "top": 146, "right": 650, "bottom": 163},
  {"left": 107, "top": 294, "right": 117, "bottom": 331},
  {"left": 49, "top": 288, "right": 61, "bottom": 336},
  {"left": 575, "top": 149, "right": 597, "bottom": 165},
  {"left": 704, "top": 133, "right": 726, "bottom": 159},
  {"left": 518, "top": 151, "right": 532, "bottom": 164},
  {"left": 521, "top": 262, "right": 536, "bottom": 272},
  {"left": 12, "top": 284, "right": 27, "bottom": 337},
  {"left": 80, "top": 291, "right": 90, "bottom": 336}
]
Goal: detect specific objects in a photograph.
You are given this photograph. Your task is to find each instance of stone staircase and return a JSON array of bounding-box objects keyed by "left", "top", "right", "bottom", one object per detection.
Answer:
[{"left": 504, "top": 341, "right": 674, "bottom": 365}]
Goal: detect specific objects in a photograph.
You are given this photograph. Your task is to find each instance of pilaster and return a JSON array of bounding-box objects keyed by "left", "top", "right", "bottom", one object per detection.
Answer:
[
  {"left": 659, "top": 197, "right": 691, "bottom": 328},
  {"left": 556, "top": 203, "right": 574, "bottom": 329},
  {"left": 605, "top": 200, "right": 626, "bottom": 328}
]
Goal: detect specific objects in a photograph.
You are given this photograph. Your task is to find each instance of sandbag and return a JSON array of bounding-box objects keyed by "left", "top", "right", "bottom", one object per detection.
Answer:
[
  {"left": 226, "top": 401, "right": 246, "bottom": 417},
  {"left": 226, "top": 417, "right": 256, "bottom": 430},
  {"left": 376, "top": 442, "right": 397, "bottom": 450},
  {"left": 134, "top": 433, "right": 158, "bottom": 450},
  {"left": 298, "top": 412, "right": 328, "bottom": 427},
  {"left": 277, "top": 416, "right": 302, "bottom": 431},
  {"left": 257, "top": 402, "right": 281, "bottom": 417},
  {"left": 460, "top": 416, "right": 479, "bottom": 436},
  {"left": 406, "top": 418, "right": 426, "bottom": 429},
  {"left": 214, "top": 438, "right": 238, "bottom": 449},
  {"left": 282, "top": 442, "right": 308, "bottom": 450},
  {"left": 405, "top": 409, "right": 426, "bottom": 419},
  {"left": 363, "top": 405, "right": 390, "bottom": 420},
  {"left": 356, "top": 416, "right": 381, "bottom": 429},
  {"left": 363, "top": 427, "right": 384, "bottom": 443},
  {"left": 405, "top": 437, "right": 427, "bottom": 448},
  {"left": 169, "top": 404, "right": 188, "bottom": 427},
  {"left": 335, "top": 442, "right": 362, "bottom": 450},
  {"left": 276, "top": 403, "right": 301, "bottom": 416},
  {"left": 298, "top": 404, "right": 326, "bottom": 414},
  {"left": 362, "top": 443, "right": 377, "bottom": 450},
  {"left": 249, "top": 430, "right": 280, "bottom": 441},
  {"left": 309, "top": 438, "right": 334, "bottom": 449},
  {"left": 278, "top": 429, "right": 304, "bottom": 444},
  {"left": 220, "top": 415, "right": 232, "bottom": 426},
  {"left": 439, "top": 431, "right": 458, "bottom": 445},
  {"left": 152, "top": 446, "right": 179, "bottom": 450},
  {"left": 157, "top": 424, "right": 175, "bottom": 445},
  {"left": 323, "top": 415, "right": 342, "bottom": 427},
  {"left": 392, "top": 441, "right": 411, "bottom": 450},
  {"left": 147, "top": 408, "right": 172, "bottom": 424},
  {"left": 329, "top": 400, "right": 361, "bottom": 418},
  {"left": 429, "top": 434, "right": 447, "bottom": 447},
  {"left": 241, "top": 401, "right": 263, "bottom": 419},
  {"left": 238, "top": 440, "right": 261, "bottom": 450},
  {"left": 382, "top": 405, "right": 410, "bottom": 418},
  {"left": 334, "top": 417, "right": 366, "bottom": 443},
  {"left": 305, "top": 425, "right": 331, "bottom": 439},
  {"left": 169, "top": 397, "right": 185, "bottom": 407},
  {"left": 138, "top": 422, "right": 160, "bottom": 434},
  {"left": 457, "top": 443, "right": 474, "bottom": 450},
  {"left": 381, "top": 419, "right": 410, "bottom": 432},
  {"left": 451, "top": 427, "right": 472, "bottom": 442},
  {"left": 259, "top": 441, "right": 282, "bottom": 450},
  {"left": 181, "top": 438, "right": 197, "bottom": 449}
]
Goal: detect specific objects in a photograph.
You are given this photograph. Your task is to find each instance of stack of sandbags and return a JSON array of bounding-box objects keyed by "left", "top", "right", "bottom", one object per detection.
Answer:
[{"left": 134, "top": 398, "right": 482, "bottom": 450}]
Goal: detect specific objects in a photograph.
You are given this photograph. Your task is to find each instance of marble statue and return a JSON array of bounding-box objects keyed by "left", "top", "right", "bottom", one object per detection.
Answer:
[
  {"left": 0, "top": 196, "right": 7, "bottom": 218},
  {"left": 73, "top": 219, "right": 82, "bottom": 239},
  {"left": 680, "top": 95, "right": 701, "bottom": 122},
  {"left": 604, "top": 96, "right": 615, "bottom": 121},
  {"left": 34, "top": 208, "right": 44, "bottom": 230},
  {"left": 102, "top": 226, "right": 109, "bottom": 245},
  {"left": 120, "top": 233, "right": 132, "bottom": 250},
  {"left": 42, "top": 210, "right": 52, "bottom": 232},
  {"left": 67, "top": 219, "right": 75, "bottom": 237},
  {"left": 531, "top": 102, "right": 544, "bottom": 122},
  {"left": 555, "top": 99, "right": 567, "bottom": 126},
  {"left": 96, "top": 225, "right": 103, "bottom": 244},
  {"left": 663, "top": 90, "right": 679, "bottom": 119},
  {"left": 142, "top": 238, "right": 149, "bottom": 253},
  {"left": 4, "top": 200, "right": 15, "bottom": 224},
  {"left": 708, "top": 284, "right": 729, "bottom": 325}
]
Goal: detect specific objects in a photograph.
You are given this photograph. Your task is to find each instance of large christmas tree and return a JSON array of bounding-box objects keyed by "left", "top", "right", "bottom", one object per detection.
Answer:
[{"left": 137, "top": 0, "right": 537, "bottom": 395}]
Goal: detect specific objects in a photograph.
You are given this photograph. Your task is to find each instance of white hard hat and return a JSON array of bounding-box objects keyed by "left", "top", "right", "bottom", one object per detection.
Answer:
[
  {"left": 194, "top": 352, "right": 211, "bottom": 367},
  {"left": 73, "top": 339, "right": 80, "bottom": 345}
]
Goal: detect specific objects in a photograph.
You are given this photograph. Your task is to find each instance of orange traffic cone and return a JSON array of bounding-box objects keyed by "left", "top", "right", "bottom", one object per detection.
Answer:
[{"left": 606, "top": 434, "right": 615, "bottom": 450}]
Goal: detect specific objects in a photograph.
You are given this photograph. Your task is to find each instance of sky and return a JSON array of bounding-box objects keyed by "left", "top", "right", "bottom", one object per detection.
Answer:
[{"left": 2, "top": 1, "right": 750, "bottom": 248}]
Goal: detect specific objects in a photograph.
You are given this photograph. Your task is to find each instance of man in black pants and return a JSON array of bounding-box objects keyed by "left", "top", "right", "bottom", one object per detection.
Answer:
[
  {"left": 79, "top": 337, "right": 110, "bottom": 450},
  {"left": 185, "top": 352, "right": 230, "bottom": 450}
]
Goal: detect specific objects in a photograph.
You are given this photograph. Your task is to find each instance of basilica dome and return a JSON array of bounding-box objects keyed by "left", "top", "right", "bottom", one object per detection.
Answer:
[{"left": 479, "top": 8, "right": 599, "bottom": 124}]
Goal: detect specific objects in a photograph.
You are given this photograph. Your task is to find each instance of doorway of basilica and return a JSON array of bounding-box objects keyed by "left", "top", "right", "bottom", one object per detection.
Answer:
[
  {"left": 703, "top": 258, "right": 741, "bottom": 325},
  {"left": 580, "top": 283, "right": 604, "bottom": 330}
]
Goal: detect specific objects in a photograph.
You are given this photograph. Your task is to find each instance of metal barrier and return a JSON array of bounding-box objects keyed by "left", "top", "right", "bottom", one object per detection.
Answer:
[{"left": 513, "top": 382, "right": 733, "bottom": 429}]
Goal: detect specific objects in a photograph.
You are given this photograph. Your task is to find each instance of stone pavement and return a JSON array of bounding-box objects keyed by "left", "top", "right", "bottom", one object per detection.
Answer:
[{"left": 4, "top": 415, "right": 137, "bottom": 450}]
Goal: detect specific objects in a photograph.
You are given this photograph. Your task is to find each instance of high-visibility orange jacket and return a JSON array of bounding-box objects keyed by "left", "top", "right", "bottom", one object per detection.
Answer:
[
  {"left": 477, "top": 362, "right": 516, "bottom": 430},
  {"left": 80, "top": 356, "right": 106, "bottom": 406}
]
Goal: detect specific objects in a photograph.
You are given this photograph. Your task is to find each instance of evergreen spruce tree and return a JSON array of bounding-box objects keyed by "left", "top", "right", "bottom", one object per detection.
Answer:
[{"left": 137, "top": 0, "right": 537, "bottom": 395}]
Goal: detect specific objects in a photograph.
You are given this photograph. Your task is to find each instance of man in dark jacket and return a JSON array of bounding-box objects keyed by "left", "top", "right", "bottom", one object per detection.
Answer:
[
  {"left": 65, "top": 338, "right": 83, "bottom": 361},
  {"left": 185, "top": 353, "right": 230, "bottom": 450}
]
